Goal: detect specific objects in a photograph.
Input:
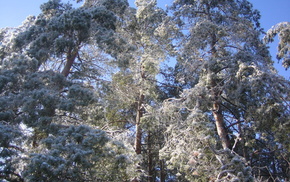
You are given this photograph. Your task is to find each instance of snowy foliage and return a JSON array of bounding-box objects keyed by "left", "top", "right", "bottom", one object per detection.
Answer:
[
  {"left": 23, "top": 125, "right": 138, "bottom": 181},
  {"left": 264, "top": 22, "right": 290, "bottom": 69},
  {"left": 158, "top": 0, "right": 290, "bottom": 181},
  {"left": 0, "top": 0, "right": 289, "bottom": 181}
]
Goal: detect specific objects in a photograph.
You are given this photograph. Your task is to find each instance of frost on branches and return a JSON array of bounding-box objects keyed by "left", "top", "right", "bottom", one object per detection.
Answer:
[
  {"left": 264, "top": 22, "right": 290, "bottom": 70},
  {"left": 0, "top": 0, "right": 290, "bottom": 182},
  {"left": 23, "top": 125, "right": 137, "bottom": 181}
]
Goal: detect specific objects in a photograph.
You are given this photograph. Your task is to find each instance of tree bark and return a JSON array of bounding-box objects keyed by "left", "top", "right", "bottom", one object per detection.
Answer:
[
  {"left": 160, "top": 159, "right": 166, "bottom": 182},
  {"left": 213, "top": 101, "right": 230, "bottom": 149},
  {"left": 147, "top": 132, "right": 154, "bottom": 182},
  {"left": 61, "top": 49, "right": 78, "bottom": 77},
  {"left": 135, "top": 93, "right": 144, "bottom": 154},
  {"left": 208, "top": 21, "right": 230, "bottom": 149}
]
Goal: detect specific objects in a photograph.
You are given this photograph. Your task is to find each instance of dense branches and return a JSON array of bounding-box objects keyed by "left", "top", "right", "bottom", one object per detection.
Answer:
[{"left": 0, "top": 0, "right": 289, "bottom": 181}]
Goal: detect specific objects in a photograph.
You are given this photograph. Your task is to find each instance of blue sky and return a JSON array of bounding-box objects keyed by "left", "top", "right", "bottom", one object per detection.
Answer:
[{"left": 0, "top": 0, "right": 289, "bottom": 78}]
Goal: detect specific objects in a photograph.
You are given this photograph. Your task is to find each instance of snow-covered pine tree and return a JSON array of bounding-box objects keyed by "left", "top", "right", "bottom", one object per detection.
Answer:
[
  {"left": 0, "top": 0, "right": 138, "bottom": 181},
  {"left": 159, "top": 0, "right": 290, "bottom": 181},
  {"left": 104, "top": 0, "right": 174, "bottom": 180},
  {"left": 0, "top": 0, "right": 289, "bottom": 181}
]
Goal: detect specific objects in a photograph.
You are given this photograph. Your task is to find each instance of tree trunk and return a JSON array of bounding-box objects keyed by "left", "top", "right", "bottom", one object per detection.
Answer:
[
  {"left": 135, "top": 94, "right": 144, "bottom": 154},
  {"left": 135, "top": 124, "right": 142, "bottom": 154},
  {"left": 213, "top": 101, "right": 230, "bottom": 149},
  {"left": 160, "top": 159, "right": 166, "bottom": 182},
  {"left": 209, "top": 27, "right": 230, "bottom": 150},
  {"left": 147, "top": 132, "right": 154, "bottom": 182},
  {"left": 61, "top": 49, "right": 78, "bottom": 77},
  {"left": 238, "top": 123, "right": 249, "bottom": 160}
]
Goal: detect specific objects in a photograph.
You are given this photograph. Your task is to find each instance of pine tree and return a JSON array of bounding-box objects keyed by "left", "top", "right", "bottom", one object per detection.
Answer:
[
  {"left": 0, "top": 0, "right": 289, "bottom": 181},
  {"left": 0, "top": 0, "right": 138, "bottom": 181},
  {"left": 159, "top": 0, "right": 290, "bottom": 181},
  {"left": 104, "top": 0, "right": 174, "bottom": 180}
]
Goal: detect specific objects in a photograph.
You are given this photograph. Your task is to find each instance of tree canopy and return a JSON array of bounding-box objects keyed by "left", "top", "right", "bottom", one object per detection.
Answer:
[{"left": 0, "top": 0, "right": 289, "bottom": 181}]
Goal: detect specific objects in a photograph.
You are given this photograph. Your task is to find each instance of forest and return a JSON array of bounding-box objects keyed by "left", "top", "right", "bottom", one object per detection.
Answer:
[{"left": 0, "top": 0, "right": 289, "bottom": 181}]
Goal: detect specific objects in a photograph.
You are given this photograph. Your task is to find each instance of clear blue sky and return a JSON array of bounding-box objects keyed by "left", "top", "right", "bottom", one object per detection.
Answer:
[{"left": 0, "top": 0, "right": 289, "bottom": 78}]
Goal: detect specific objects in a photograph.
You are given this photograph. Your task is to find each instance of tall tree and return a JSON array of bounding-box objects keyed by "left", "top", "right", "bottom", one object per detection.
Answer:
[
  {"left": 1, "top": 0, "right": 289, "bottom": 181},
  {"left": 160, "top": 0, "right": 290, "bottom": 181},
  {"left": 104, "top": 0, "right": 174, "bottom": 180},
  {"left": 0, "top": 0, "right": 139, "bottom": 181},
  {"left": 10, "top": 0, "right": 129, "bottom": 77}
]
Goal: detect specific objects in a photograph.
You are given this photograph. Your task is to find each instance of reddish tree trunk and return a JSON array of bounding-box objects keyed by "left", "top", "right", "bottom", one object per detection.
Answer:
[
  {"left": 209, "top": 31, "right": 230, "bottom": 149},
  {"left": 61, "top": 49, "right": 78, "bottom": 77},
  {"left": 135, "top": 125, "right": 142, "bottom": 154},
  {"left": 213, "top": 101, "right": 230, "bottom": 149}
]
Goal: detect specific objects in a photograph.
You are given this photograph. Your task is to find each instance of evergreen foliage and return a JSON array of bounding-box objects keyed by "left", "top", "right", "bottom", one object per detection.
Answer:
[
  {"left": 0, "top": 0, "right": 289, "bottom": 181},
  {"left": 264, "top": 22, "right": 290, "bottom": 70}
]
